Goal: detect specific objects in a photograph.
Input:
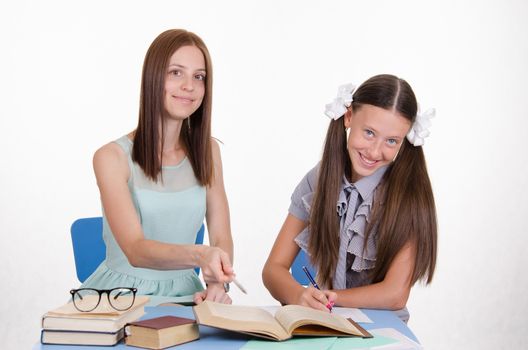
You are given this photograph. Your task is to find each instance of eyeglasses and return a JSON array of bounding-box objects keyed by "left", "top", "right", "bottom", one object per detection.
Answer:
[{"left": 70, "top": 287, "right": 137, "bottom": 312}]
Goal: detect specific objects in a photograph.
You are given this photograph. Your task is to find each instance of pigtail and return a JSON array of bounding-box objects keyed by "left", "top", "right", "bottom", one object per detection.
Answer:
[
  {"left": 367, "top": 141, "right": 437, "bottom": 284},
  {"left": 308, "top": 119, "right": 350, "bottom": 289}
]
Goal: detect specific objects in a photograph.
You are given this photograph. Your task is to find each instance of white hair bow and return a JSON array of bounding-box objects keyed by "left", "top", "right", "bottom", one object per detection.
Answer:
[
  {"left": 406, "top": 107, "right": 435, "bottom": 146},
  {"left": 324, "top": 83, "right": 357, "bottom": 120}
]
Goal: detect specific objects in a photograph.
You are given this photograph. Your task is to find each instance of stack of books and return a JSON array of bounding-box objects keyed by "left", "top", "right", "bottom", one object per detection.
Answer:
[{"left": 40, "top": 295, "right": 149, "bottom": 346}]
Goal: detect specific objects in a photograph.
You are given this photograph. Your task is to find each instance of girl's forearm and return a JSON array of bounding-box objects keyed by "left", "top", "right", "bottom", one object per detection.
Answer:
[
  {"left": 333, "top": 281, "right": 410, "bottom": 310},
  {"left": 262, "top": 263, "right": 305, "bottom": 305}
]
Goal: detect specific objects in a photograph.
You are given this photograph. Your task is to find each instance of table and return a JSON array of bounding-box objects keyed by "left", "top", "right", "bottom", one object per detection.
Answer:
[{"left": 34, "top": 306, "right": 419, "bottom": 349}]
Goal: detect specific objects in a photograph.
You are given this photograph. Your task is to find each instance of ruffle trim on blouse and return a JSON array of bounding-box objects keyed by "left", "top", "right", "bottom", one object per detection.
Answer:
[
  {"left": 294, "top": 179, "right": 378, "bottom": 273},
  {"left": 81, "top": 263, "right": 204, "bottom": 306},
  {"left": 293, "top": 192, "right": 315, "bottom": 254},
  {"left": 294, "top": 227, "right": 310, "bottom": 253},
  {"left": 340, "top": 179, "right": 378, "bottom": 272},
  {"left": 293, "top": 191, "right": 315, "bottom": 254},
  {"left": 345, "top": 195, "right": 377, "bottom": 272}
]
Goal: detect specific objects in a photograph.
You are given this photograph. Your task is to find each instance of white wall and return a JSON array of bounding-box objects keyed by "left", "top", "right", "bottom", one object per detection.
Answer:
[{"left": 1, "top": 1, "right": 527, "bottom": 349}]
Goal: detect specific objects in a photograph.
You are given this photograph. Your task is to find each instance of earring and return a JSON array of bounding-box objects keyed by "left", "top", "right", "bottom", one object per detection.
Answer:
[
  {"left": 345, "top": 127, "right": 351, "bottom": 140},
  {"left": 187, "top": 118, "right": 191, "bottom": 130}
]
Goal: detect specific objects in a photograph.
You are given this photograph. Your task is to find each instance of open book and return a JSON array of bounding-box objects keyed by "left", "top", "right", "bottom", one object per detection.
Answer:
[{"left": 193, "top": 301, "right": 372, "bottom": 341}]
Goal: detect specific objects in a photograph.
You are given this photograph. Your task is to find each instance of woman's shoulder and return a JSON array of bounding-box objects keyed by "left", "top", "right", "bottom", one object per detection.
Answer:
[
  {"left": 94, "top": 140, "right": 126, "bottom": 160},
  {"left": 95, "top": 134, "right": 133, "bottom": 157},
  {"left": 93, "top": 137, "right": 131, "bottom": 175}
]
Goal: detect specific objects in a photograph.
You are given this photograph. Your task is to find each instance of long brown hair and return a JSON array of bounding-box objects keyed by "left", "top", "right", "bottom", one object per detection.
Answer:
[
  {"left": 132, "top": 29, "right": 214, "bottom": 186},
  {"left": 309, "top": 74, "right": 437, "bottom": 288}
]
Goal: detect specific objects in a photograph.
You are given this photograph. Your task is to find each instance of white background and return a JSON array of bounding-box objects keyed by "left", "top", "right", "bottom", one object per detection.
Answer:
[{"left": 1, "top": 1, "right": 527, "bottom": 349}]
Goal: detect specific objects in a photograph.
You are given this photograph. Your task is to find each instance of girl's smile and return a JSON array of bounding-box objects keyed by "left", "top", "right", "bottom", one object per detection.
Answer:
[{"left": 358, "top": 152, "right": 379, "bottom": 167}]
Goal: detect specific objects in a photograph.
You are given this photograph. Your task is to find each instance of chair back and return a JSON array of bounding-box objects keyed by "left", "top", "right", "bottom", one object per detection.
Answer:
[
  {"left": 291, "top": 249, "right": 316, "bottom": 286},
  {"left": 71, "top": 217, "right": 205, "bottom": 283}
]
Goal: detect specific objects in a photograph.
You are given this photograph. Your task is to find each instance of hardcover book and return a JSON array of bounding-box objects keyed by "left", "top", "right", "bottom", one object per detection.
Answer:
[
  {"left": 41, "top": 295, "right": 149, "bottom": 333},
  {"left": 41, "top": 328, "right": 124, "bottom": 346},
  {"left": 125, "top": 316, "right": 199, "bottom": 349},
  {"left": 193, "top": 301, "right": 372, "bottom": 341}
]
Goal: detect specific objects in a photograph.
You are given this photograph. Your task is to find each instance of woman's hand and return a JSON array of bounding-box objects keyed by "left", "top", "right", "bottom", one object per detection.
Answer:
[
  {"left": 199, "top": 246, "right": 235, "bottom": 284},
  {"left": 295, "top": 286, "right": 337, "bottom": 312},
  {"left": 193, "top": 283, "right": 232, "bottom": 304}
]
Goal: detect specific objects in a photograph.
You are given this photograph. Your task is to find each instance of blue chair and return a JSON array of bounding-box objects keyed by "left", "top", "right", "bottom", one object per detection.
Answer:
[
  {"left": 291, "top": 249, "right": 316, "bottom": 286},
  {"left": 71, "top": 217, "right": 205, "bottom": 283}
]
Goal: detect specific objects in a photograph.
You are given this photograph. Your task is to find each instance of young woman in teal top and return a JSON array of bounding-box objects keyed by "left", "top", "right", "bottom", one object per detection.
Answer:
[
  {"left": 263, "top": 75, "right": 437, "bottom": 321},
  {"left": 82, "top": 29, "right": 234, "bottom": 305}
]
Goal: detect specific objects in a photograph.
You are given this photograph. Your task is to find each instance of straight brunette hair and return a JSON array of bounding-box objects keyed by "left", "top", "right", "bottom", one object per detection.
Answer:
[
  {"left": 132, "top": 29, "right": 214, "bottom": 186},
  {"left": 309, "top": 74, "right": 437, "bottom": 289}
]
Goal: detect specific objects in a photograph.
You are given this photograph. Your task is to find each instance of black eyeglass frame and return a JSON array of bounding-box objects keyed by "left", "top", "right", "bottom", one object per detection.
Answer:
[{"left": 69, "top": 287, "right": 138, "bottom": 312}]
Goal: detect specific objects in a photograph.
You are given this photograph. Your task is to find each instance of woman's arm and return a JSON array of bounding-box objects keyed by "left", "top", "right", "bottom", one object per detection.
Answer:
[
  {"left": 333, "top": 243, "right": 416, "bottom": 310},
  {"left": 194, "top": 139, "right": 234, "bottom": 303},
  {"left": 205, "top": 139, "right": 233, "bottom": 261},
  {"left": 93, "top": 142, "right": 232, "bottom": 283},
  {"left": 262, "top": 214, "right": 336, "bottom": 312}
]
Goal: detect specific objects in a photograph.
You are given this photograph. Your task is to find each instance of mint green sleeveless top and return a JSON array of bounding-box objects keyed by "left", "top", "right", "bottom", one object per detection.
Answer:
[{"left": 81, "top": 136, "right": 206, "bottom": 305}]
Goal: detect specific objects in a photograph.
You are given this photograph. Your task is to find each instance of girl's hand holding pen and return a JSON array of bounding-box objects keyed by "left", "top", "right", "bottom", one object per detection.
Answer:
[
  {"left": 296, "top": 286, "right": 337, "bottom": 313},
  {"left": 300, "top": 265, "right": 336, "bottom": 312}
]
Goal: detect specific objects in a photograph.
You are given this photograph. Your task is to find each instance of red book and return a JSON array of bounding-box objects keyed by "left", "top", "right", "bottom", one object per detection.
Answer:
[{"left": 125, "top": 316, "right": 199, "bottom": 349}]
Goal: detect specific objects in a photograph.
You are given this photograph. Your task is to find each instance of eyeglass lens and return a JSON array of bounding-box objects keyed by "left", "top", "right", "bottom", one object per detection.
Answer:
[
  {"left": 72, "top": 289, "right": 101, "bottom": 312},
  {"left": 108, "top": 288, "right": 135, "bottom": 310}
]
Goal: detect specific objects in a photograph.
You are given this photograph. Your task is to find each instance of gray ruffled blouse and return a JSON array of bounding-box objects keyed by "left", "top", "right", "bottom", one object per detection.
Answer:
[
  {"left": 288, "top": 163, "right": 410, "bottom": 323},
  {"left": 289, "top": 163, "right": 387, "bottom": 290}
]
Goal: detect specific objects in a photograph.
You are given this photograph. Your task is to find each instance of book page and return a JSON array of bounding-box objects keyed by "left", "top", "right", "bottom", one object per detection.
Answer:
[
  {"left": 275, "top": 305, "right": 363, "bottom": 336},
  {"left": 265, "top": 305, "right": 373, "bottom": 324},
  {"left": 194, "top": 301, "right": 290, "bottom": 340},
  {"left": 208, "top": 302, "right": 276, "bottom": 322},
  {"left": 259, "top": 305, "right": 281, "bottom": 316}
]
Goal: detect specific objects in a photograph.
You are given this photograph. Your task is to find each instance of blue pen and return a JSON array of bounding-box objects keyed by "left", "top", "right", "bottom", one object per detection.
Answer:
[{"left": 302, "top": 266, "right": 333, "bottom": 312}]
